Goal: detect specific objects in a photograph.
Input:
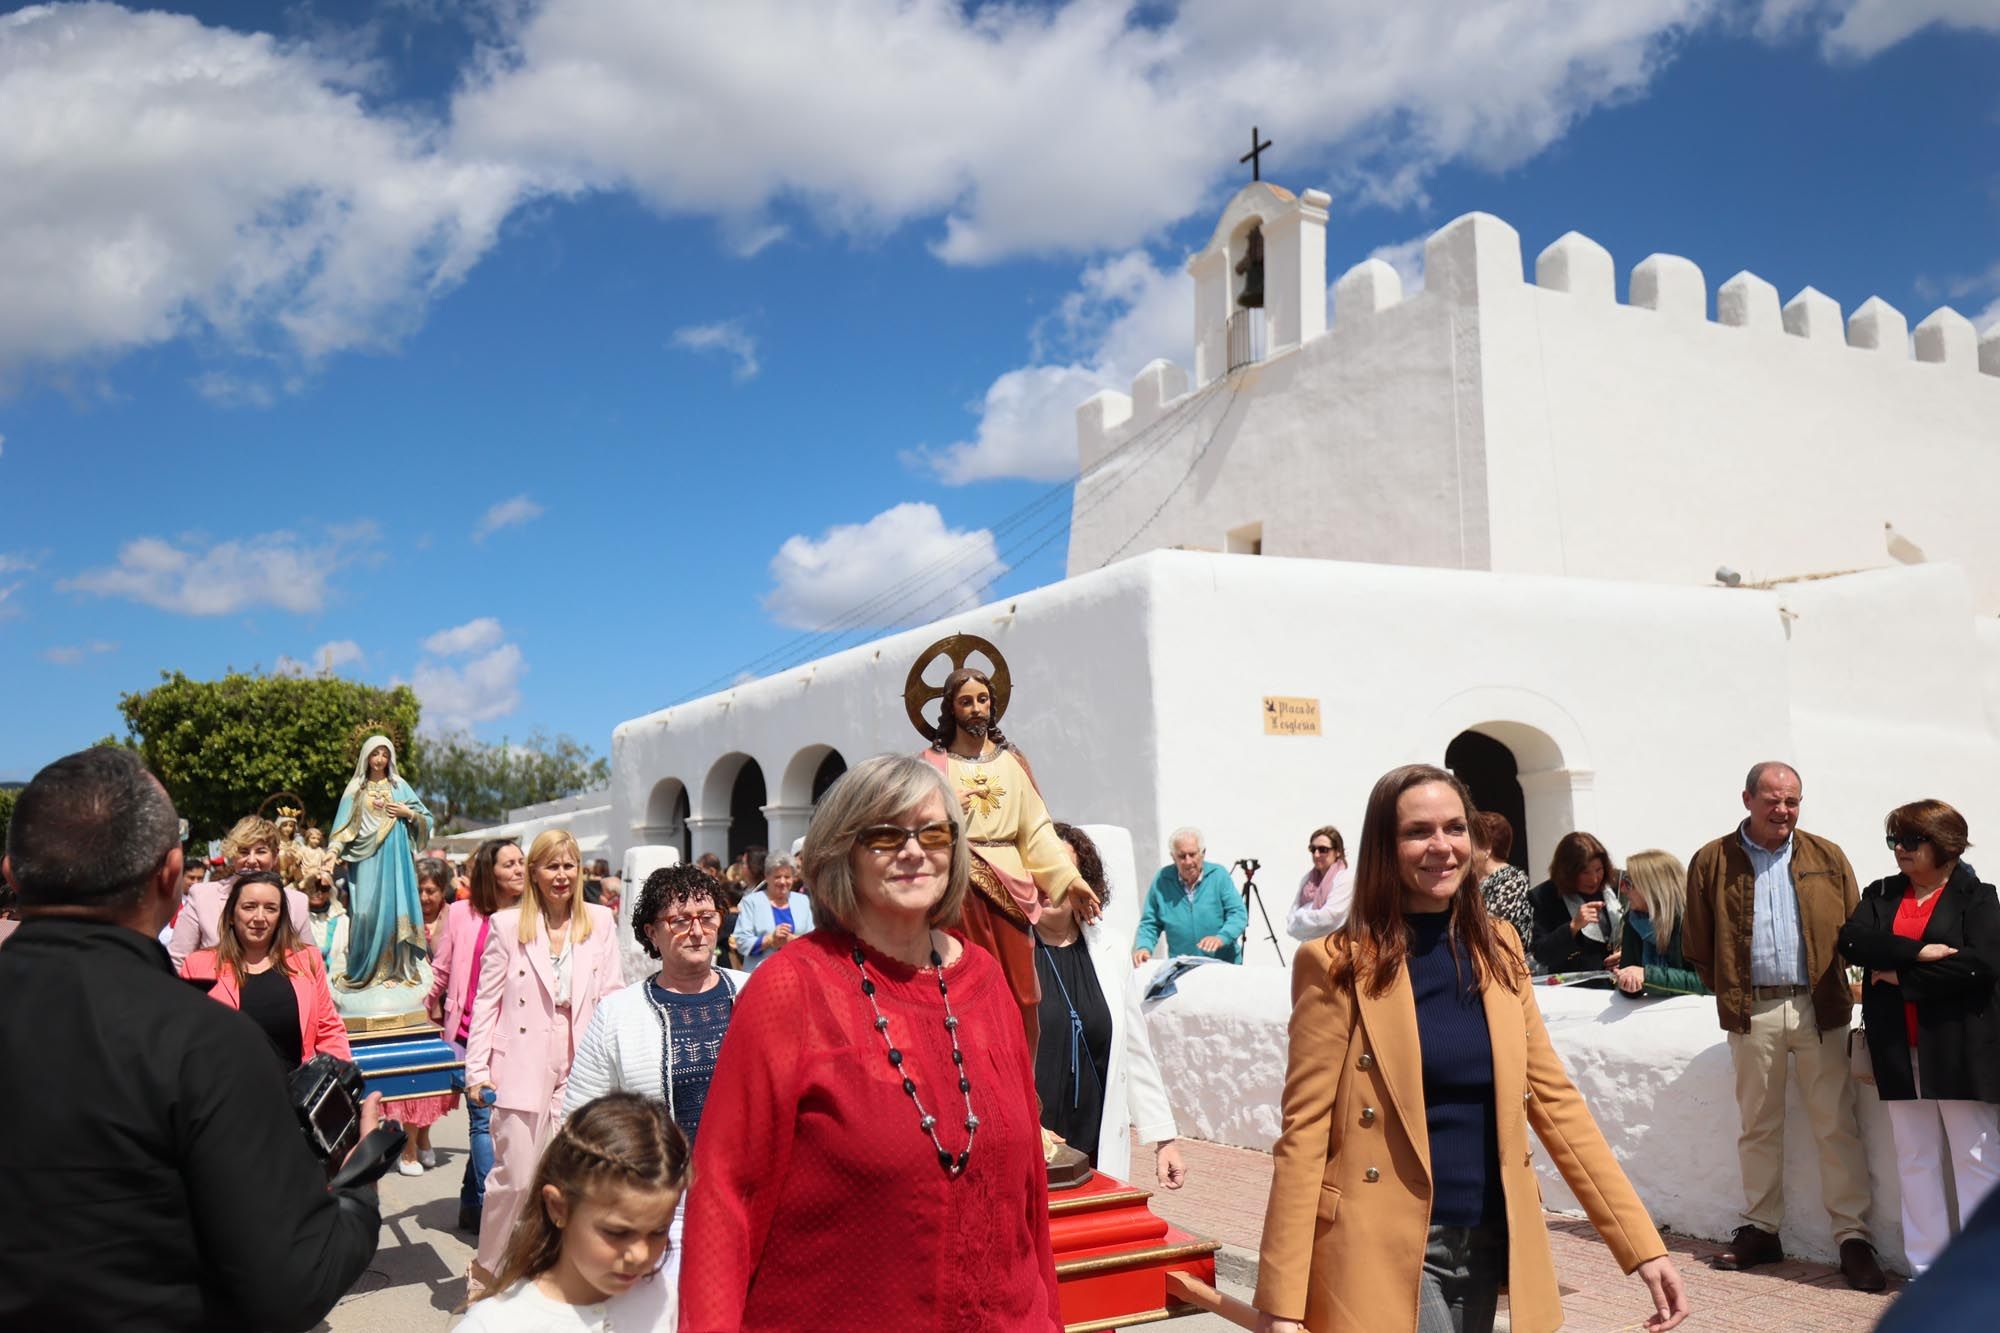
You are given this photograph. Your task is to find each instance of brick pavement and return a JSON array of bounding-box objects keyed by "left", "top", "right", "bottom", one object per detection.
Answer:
[{"left": 1138, "top": 1134, "right": 1901, "bottom": 1331}]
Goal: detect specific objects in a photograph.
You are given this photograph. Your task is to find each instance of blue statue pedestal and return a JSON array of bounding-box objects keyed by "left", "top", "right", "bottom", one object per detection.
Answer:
[{"left": 343, "top": 1012, "right": 462, "bottom": 1107}]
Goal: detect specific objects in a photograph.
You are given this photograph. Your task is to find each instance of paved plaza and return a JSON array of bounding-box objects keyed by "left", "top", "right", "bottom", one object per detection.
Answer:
[{"left": 324, "top": 1119, "right": 1900, "bottom": 1330}]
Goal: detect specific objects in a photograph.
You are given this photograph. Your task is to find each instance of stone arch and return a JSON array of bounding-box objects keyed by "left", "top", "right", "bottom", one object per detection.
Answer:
[
  {"left": 640, "top": 777, "right": 691, "bottom": 863},
  {"left": 1417, "top": 689, "right": 1596, "bottom": 880},
  {"left": 779, "top": 743, "right": 848, "bottom": 809},
  {"left": 700, "top": 752, "right": 756, "bottom": 820}
]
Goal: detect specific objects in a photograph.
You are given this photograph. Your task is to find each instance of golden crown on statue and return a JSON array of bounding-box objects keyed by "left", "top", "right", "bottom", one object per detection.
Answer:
[
  {"left": 347, "top": 718, "right": 407, "bottom": 761},
  {"left": 275, "top": 805, "right": 302, "bottom": 821}
]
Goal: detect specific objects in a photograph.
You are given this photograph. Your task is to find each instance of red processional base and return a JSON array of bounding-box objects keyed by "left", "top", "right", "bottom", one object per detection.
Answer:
[{"left": 1050, "top": 1165, "right": 1251, "bottom": 1331}]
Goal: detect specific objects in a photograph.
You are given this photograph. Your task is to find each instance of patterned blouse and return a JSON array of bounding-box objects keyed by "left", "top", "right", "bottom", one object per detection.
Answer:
[{"left": 1479, "top": 864, "right": 1535, "bottom": 949}]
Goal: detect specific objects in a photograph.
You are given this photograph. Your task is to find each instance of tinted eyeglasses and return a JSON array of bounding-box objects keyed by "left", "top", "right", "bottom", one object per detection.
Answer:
[
  {"left": 1308, "top": 843, "right": 1336, "bottom": 855},
  {"left": 1885, "top": 834, "right": 1927, "bottom": 853},
  {"left": 856, "top": 821, "right": 956, "bottom": 854}
]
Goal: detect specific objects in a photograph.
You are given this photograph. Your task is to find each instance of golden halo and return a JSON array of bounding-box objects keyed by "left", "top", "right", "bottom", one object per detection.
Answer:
[{"left": 904, "top": 634, "right": 1012, "bottom": 741}]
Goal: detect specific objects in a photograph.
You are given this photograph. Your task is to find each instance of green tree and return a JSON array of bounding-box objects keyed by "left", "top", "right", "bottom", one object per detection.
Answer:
[
  {"left": 0, "top": 786, "right": 17, "bottom": 852},
  {"left": 416, "top": 729, "right": 610, "bottom": 831},
  {"left": 116, "top": 671, "right": 424, "bottom": 844}
]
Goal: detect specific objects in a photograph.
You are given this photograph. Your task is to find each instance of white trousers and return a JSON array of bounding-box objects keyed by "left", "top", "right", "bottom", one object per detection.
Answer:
[{"left": 1883, "top": 1051, "right": 2000, "bottom": 1273}]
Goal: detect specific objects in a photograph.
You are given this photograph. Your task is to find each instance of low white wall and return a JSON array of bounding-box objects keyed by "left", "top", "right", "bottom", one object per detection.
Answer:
[{"left": 1143, "top": 965, "right": 1907, "bottom": 1270}]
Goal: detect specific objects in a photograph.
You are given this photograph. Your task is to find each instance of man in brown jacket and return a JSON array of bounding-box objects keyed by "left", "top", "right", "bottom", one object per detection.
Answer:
[{"left": 1682, "top": 761, "right": 1884, "bottom": 1290}]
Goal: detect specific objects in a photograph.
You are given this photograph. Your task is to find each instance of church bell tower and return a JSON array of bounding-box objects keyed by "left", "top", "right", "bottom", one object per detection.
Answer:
[{"left": 1188, "top": 181, "right": 1331, "bottom": 386}]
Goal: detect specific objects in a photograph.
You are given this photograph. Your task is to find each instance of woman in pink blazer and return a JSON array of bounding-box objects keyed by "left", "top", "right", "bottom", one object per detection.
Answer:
[
  {"left": 182, "top": 871, "right": 351, "bottom": 1066},
  {"left": 464, "top": 829, "right": 623, "bottom": 1287},
  {"left": 425, "top": 837, "right": 527, "bottom": 1233}
]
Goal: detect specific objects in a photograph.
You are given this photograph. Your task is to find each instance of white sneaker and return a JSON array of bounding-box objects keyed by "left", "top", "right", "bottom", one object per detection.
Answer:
[
  {"left": 398, "top": 1158, "right": 424, "bottom": 1176},
  {"left": 419, "top": 1148, "right": 438, "bottom": 1168}
]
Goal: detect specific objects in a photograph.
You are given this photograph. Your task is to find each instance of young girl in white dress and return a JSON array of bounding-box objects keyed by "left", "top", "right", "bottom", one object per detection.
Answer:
[{"left": 458, "top": 1094, "right": 688, "bottom": 1333}]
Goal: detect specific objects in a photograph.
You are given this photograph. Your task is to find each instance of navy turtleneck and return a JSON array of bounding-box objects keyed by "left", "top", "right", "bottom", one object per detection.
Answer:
[{"left": 1407, "top": 909, "right": 1503, "bottom": 1227}]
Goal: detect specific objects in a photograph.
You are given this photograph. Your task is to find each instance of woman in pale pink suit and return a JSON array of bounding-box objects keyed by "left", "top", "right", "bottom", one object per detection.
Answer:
[
  {"left": 427, "top": 838, "right": 527, "bottom": 1234},
  {"left": 464, "top": 829, "right": 623, "bottom": 1287}
]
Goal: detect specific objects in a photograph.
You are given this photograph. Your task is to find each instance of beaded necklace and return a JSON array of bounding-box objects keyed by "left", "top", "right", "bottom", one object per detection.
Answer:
[{"left": 851, "top": 936, "right": 978, "bottom": 1176}]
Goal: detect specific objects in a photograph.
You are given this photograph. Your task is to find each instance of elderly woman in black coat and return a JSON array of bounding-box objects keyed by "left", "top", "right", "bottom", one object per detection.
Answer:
[{"left": 1837, "top": 799, "right": 2000, "bottom": 1276}]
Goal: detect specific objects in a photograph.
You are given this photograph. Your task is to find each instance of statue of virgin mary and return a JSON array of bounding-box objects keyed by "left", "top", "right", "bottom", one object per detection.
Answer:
[{"left": 328, "top": 735, "right": 433, "bottom": 993}]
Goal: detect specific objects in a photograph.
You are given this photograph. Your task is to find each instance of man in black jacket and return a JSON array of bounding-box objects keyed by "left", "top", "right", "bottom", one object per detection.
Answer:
[{"left": 0, "top": 748, "right": 381, "bottom": 1332}]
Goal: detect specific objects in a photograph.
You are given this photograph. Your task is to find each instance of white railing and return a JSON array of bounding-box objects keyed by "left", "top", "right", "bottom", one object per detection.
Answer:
[{"left": 1226, "top": 308, "right": 1266, "bottom": 372}]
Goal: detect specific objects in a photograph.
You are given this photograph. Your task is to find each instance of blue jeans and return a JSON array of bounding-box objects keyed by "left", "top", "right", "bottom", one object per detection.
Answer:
[{"left": 455, "top": 1072, "right": 495, "bottom": 1210}]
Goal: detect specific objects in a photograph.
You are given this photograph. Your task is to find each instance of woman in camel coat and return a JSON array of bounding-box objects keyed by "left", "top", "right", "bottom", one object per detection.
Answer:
[{"left": 1255, "top": 765, "right": 1687, "bottom": 1333}]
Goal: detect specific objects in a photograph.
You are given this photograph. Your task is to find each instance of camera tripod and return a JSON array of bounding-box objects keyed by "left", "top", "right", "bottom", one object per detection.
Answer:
[{"left": 1232, "top": 858, "right": 1286, "bottom": 965}]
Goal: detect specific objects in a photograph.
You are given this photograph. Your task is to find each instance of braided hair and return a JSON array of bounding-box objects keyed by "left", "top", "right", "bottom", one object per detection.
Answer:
[{"left": 480, "top": 1093, "right": 691, "bottom": 1301}]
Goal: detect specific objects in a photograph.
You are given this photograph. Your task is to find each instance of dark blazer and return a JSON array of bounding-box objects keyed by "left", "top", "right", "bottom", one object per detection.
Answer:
[
  {"left": 1837, "top": 863, "right": 2000, "bottom": 1104},
  {"left": 1527, "top": 879, "right": 1617, "bottom": 974}
]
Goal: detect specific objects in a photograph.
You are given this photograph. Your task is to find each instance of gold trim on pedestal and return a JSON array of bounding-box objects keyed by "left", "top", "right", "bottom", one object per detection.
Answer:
[
  {"left": 1066, "top": 1308, "right": 1175, "bottom": 1332},
  {"left": 1049, "top": 1187, "right": 1153, "bottom": 1216},
  {"left": 342, "top": 1011, "right": 439, "bottom": 1036},
  {"left": 1055, "top": 1240, "right": 1220, "bottom": 1279}
]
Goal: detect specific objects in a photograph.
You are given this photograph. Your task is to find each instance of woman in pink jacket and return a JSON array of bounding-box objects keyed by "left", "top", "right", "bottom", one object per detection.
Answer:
[
  {"left": 426, "top": 837, "right": 528, "bottom": 1234},
  {"left": 182, "top": 870, "right": 351, "bottom": 1067},
  {"left": 464, "top": 829, "right": 623, "bottom": 1289}
]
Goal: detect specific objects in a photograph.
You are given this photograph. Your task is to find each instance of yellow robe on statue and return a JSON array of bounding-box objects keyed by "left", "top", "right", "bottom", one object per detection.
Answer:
[{"left": 941, "top": 746, "right": 1084, "bottom": 918}]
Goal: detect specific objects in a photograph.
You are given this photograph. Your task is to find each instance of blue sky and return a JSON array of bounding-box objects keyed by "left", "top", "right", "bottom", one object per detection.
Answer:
[{"left": 1, "top": 0, "right": 1997, "bottom": 781}]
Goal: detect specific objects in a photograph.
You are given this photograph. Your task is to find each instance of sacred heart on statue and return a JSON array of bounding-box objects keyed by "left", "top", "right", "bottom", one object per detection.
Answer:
[{"left": 961, "top": 772, "right": 1006, "bottom": 817}]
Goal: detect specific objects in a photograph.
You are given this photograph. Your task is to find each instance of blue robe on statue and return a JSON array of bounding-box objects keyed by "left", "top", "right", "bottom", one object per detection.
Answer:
[{"left": 329, "top": 736, "right": 433, "bottom": 991}]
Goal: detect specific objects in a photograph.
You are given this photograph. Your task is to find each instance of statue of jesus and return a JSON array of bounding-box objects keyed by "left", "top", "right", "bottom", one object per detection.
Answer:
[{"left": 909, "top": 639, "right": 1099, "bottom": 1053}]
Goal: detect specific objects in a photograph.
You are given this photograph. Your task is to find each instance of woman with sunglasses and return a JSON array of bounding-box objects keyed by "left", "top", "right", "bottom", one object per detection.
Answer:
[
  {"left": 1838, "top": 799, "right": 2000, "bottom": 1275},
  {"left": 565, "top": 863, "right": 748, "bottom": 1302},
  {"left": 681, "top": 754, "right": 1061, "bottom": 1331},
  {"left": 1286, "top": 825, "right": 1354, "bottom": 941}
]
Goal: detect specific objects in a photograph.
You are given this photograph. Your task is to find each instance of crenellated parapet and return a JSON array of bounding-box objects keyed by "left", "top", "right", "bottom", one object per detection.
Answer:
[{"left": 1075, "top": 200, "right": 1998, "bottom": 481}]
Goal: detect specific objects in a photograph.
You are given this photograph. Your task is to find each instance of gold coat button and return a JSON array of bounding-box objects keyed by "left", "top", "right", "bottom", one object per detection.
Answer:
[
  {"left": 1364, "top": 1167, "right": 1381, "bottom": 1183},
  {"left": 1357, "top": 1053, "right": 1374, "bottom": 1070},
  {"left": 1360, "top": 1107, "right": 1377, "bottom": 1125}
]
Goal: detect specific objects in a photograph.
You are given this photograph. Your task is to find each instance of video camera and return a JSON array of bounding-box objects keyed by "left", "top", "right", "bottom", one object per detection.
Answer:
[{"left": 287, "top": 1054, "right": 407, "bottom": 1190}]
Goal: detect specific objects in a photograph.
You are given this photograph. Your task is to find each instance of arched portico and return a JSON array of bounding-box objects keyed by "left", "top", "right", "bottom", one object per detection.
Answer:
[
  {"left": 1419, "top": 690, "right": 1596, "bottom": 879},
  {"left": 635, "top": 777, "right": 691, "bottom": 864},
  {"left": 767, "top": 744, "right": 850, "bottom": 858}
]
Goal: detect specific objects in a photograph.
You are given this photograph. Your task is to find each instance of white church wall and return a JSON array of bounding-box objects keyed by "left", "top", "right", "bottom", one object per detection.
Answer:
[
  {"left": 1066, "top": 274, "right": 1477, "bottom": 580},
  {"left": 1135, "top": 550, "right": 1794, "bottom": 964},
  {"left": 1475, "top": 222, "right": 2000, "bottom": 608}
]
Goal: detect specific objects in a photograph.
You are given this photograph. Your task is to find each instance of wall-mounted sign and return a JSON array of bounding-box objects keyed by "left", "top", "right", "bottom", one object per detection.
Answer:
[{"left": 1263, "top": 695, "right": 1321, "bottom": 736}]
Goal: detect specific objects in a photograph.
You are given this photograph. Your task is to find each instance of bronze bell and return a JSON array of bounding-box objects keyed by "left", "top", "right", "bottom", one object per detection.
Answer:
[{"left": 1234, "top": 229, "right": 1265, "bottom": 309}]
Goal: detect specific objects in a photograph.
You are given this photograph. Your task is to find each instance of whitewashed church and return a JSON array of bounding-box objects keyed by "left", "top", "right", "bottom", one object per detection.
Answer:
[
  {"left": 605, "top": 181, "right": 2000, "bottom": 1269},
  {"left": 611, "top": 178, "right": 2000, "bottom": 917}
]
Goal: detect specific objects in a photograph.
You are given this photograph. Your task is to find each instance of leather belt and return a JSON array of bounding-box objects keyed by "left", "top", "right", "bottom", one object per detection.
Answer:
[{"left": 1752, "top": 984, "right": 1809, "bottom": 999}]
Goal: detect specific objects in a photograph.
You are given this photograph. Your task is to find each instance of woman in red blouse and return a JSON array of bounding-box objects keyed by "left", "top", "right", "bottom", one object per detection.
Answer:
[
  {"left": 679, "top": 754, "right": 1061, "bottom": 1332},
  {"left": 1838, "top": 799, "right": 2000, "bottom": 1274}
]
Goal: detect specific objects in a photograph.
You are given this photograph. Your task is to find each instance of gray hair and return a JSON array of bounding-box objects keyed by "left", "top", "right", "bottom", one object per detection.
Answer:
[
  {"left": 1168, "top": 826, "right": 1205, "bottom": 853},
  {"left": 1743, "top": 761, "right": 1801, "bottom": 797},
  {"left": 802, "top": 754, "right": 968, "bottom": 932},
  {"left": 6, "top": 748, "right": 180, "bottom": 910},
  {"left": 766, "top": 853, "right": 798, "bottom": 875}
]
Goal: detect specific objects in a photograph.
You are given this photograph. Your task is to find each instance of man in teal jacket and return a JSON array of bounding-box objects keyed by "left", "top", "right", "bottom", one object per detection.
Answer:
[{"left": 1132, "top": 827, "right": 1248, "bottom": 965}]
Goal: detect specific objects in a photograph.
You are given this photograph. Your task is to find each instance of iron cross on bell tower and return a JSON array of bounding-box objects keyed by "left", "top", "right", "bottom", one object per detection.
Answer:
[{"left": 1240, "top": 126, "right": 1273, "bottom": 181}]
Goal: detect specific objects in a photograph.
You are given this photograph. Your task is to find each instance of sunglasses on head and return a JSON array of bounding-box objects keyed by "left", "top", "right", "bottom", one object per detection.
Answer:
[
  {"left": 856, "top": 821, "right": 956, "bottom": 854},
  {"left": 1886, "top": 834, "right": 1927, "bottom": 852}
]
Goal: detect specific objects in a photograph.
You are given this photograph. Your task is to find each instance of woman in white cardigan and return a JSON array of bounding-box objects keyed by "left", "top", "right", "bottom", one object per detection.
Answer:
[
  {"left": 1037, "top": 823, "right": 1186, "bottom": 1186},
  {"left": 565, "top": 864, "right": 747, "bottom": 1303}
]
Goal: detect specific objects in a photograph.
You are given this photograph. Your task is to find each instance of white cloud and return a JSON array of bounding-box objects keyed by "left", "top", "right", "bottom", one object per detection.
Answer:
[
  {"left": 453, "top": 0, "right": 1729, "bottom": 265},
  {"left": 42, "top": 640, "right": 116, "bottom": 665},
  {"left": 1976, "top": 296, "right": 2000, "bottom": 336},
  {"left": 0, "top": 581, "right": 23, "bottom": 621},
  {"left": 910, "top": 250, "right": 1188, "bottom": 484},
  {"left": 0, "top": 552, "right": 34, "bottom": 575},
  {"left": 59, "top": 524, "right": 377, "bottom": 616},
  {"left": 0, "top": 3, "right": 523, "bottom": 378},
  {"left": 411, "top": 642, "right": 526, "bottom": 732},
  {"left": 474, "top": 494, "right": 545, "bottom": 541},
  {"left": 670, "top": 319, "right": 760, "bottom": 381},
  {"left": 423, "top": 617, "right": 506, "bottom": 657},
  {"left": 1758, "top": 0, "right": 2000, "bottom": 58},
  {"left": 764, "top": 502, "right": 1004, "bottom": 630},
  {"left": 276, "top": 638, "right": 368, "bottom": 677},
  {"left": 1368, "top": 236, "right": 1430, "bottom": 296}
]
